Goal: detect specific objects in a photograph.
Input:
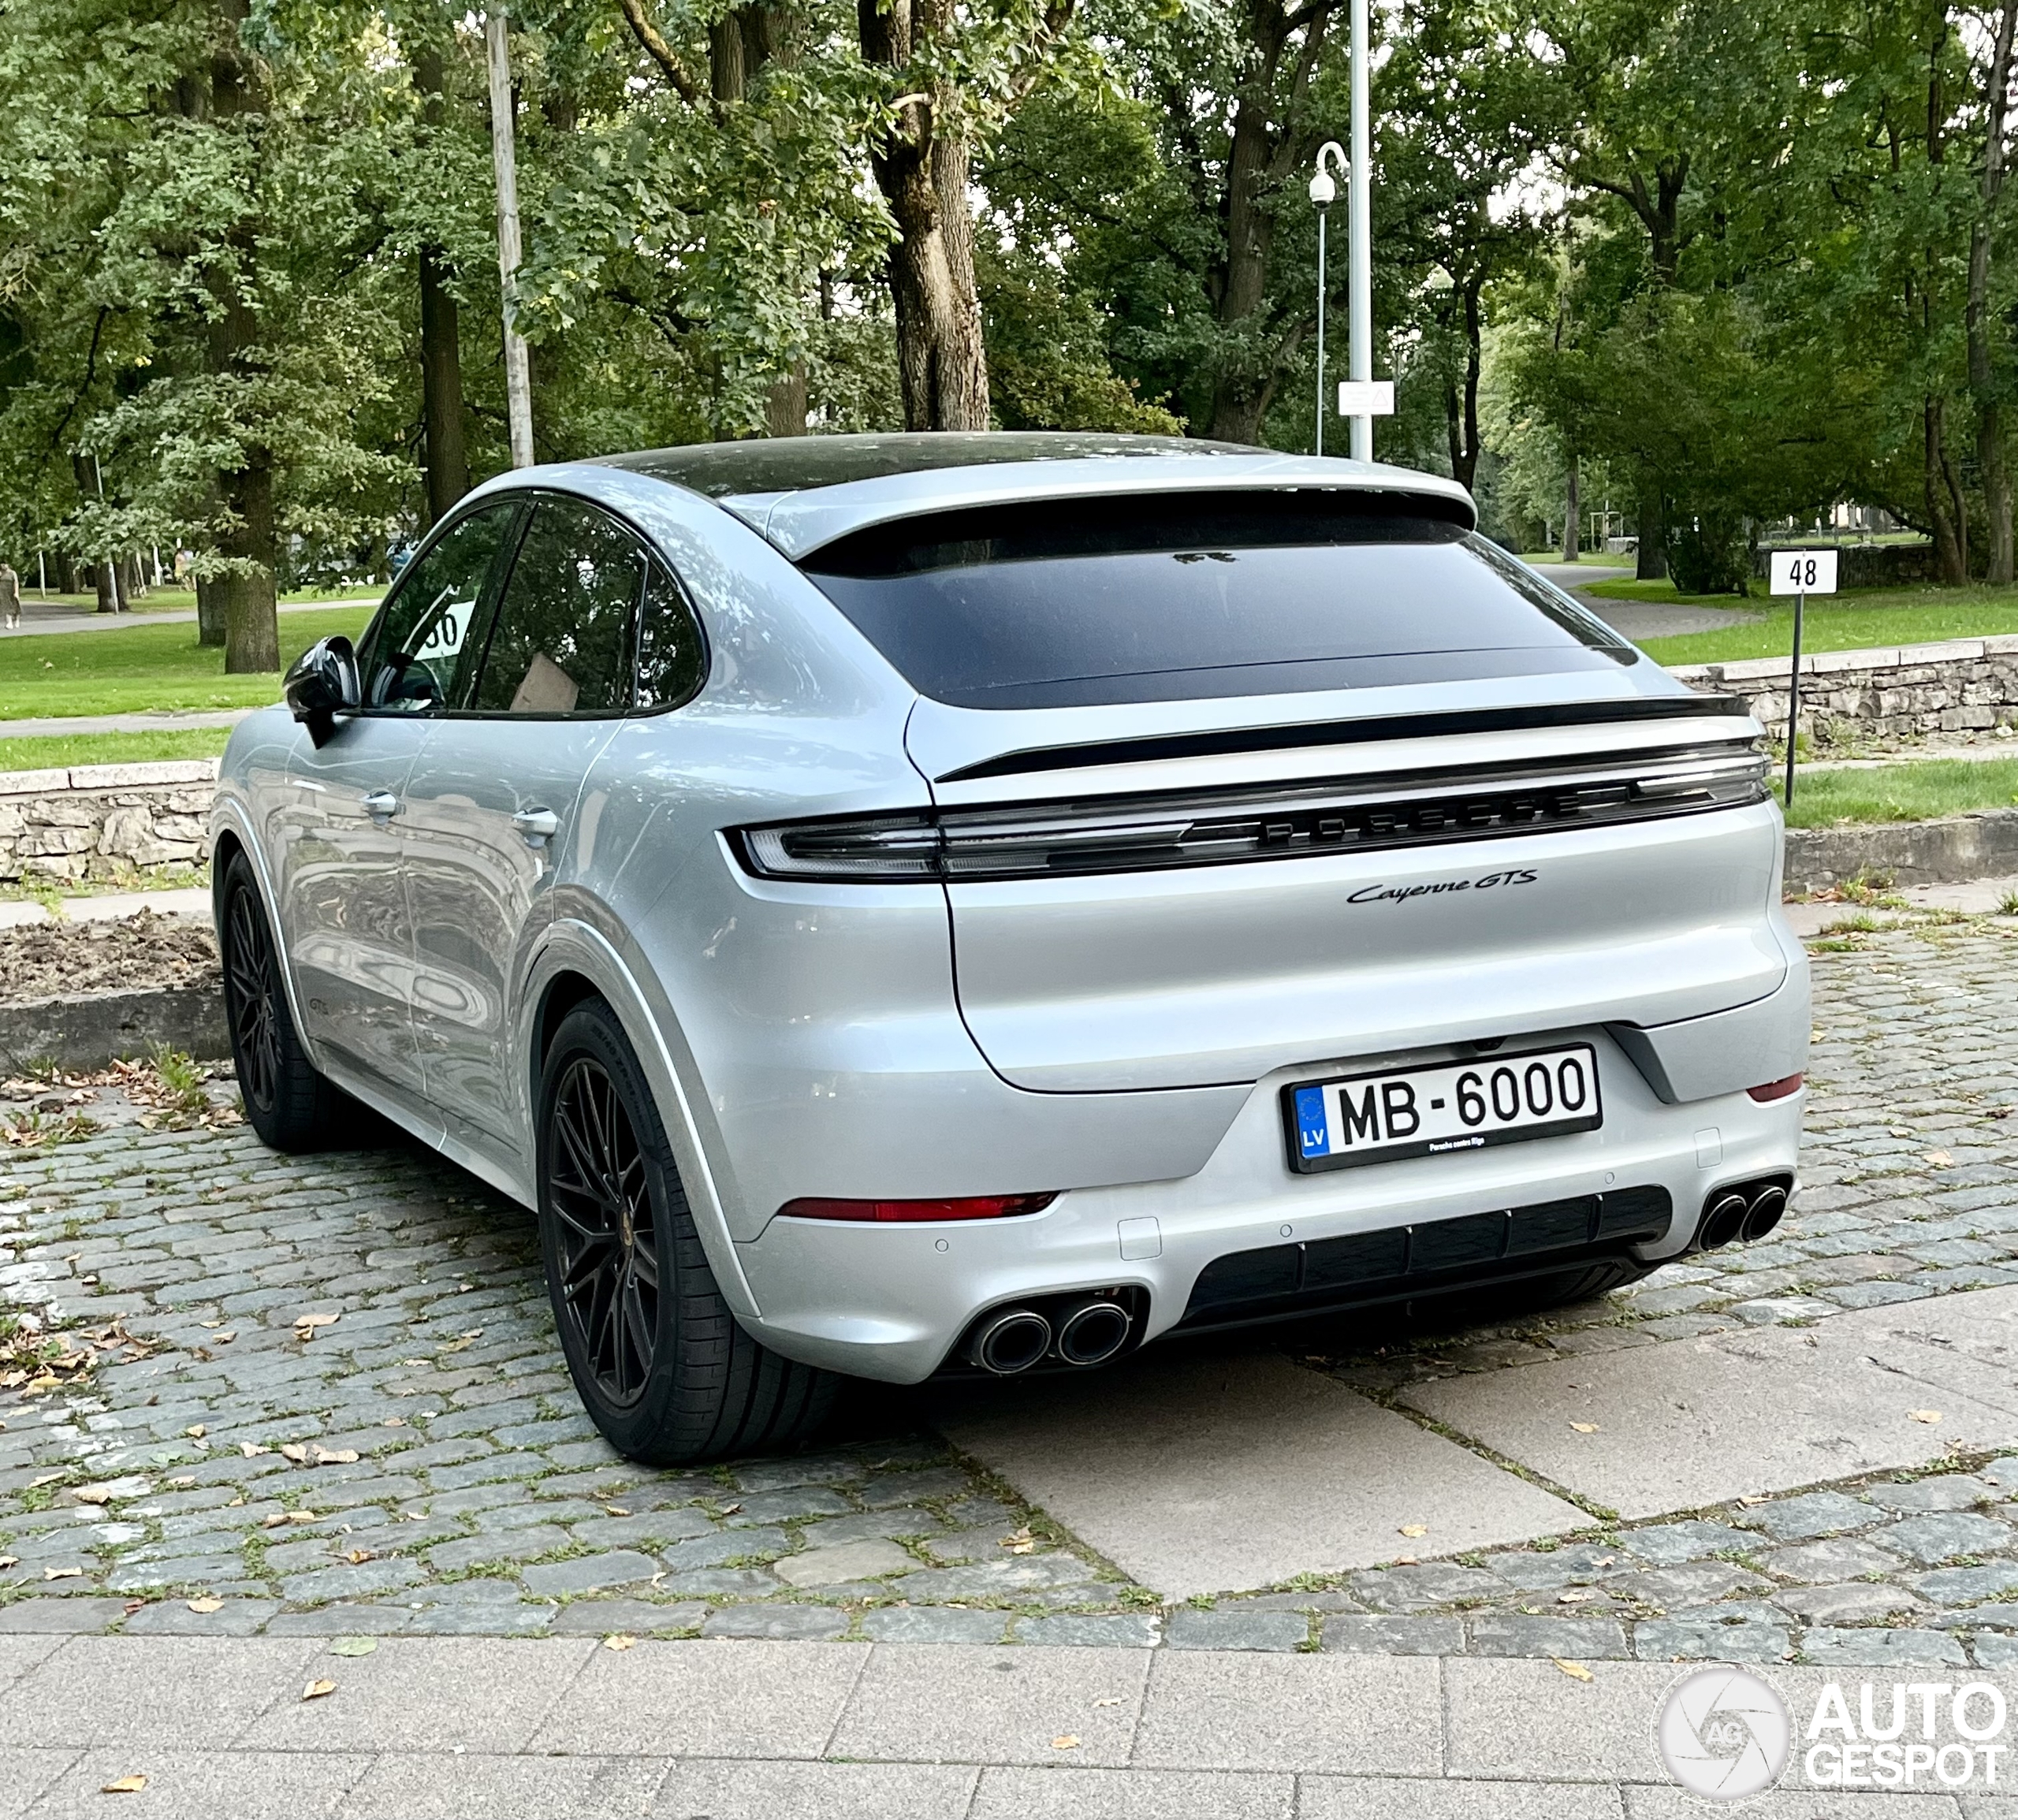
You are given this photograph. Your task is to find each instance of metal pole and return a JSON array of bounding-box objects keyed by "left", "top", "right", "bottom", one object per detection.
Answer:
[
  {"left": 1785, "top": 586, "right": 1804, "bottom": 808},
  {"left": 1315, "top": 207, "right": 1327, "bottom": 456},
  {"left": 37, "top": 549, "right": 46, "bottom": 597},
  {"left": 1347, "top": 0, "right": 1372, "bottom": 462},
  {"left": 486, "top": 9, "right": 535, "bottom": 470}
]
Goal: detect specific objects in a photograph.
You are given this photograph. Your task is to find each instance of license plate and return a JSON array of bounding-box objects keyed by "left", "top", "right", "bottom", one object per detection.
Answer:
[{"left": 1283, "top": 1043, "right": 1603, "bottom": 1173}]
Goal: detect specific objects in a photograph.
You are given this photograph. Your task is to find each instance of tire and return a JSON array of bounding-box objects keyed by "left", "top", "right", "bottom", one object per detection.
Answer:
[
  {"left": 536, "top": 997, "right": 837, "bottom": 1465},
  {"left": 217, "top": 849, "right": 344, "bottom": 1152}
]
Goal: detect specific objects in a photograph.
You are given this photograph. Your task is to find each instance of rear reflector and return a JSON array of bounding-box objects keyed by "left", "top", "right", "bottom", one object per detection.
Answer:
[
  {"left": 1746, "top": 1074, "right": 1804, "bottom": 1103},
  {"left": 779, "top": 1193, "right": 1058, "bottom": 1223}
]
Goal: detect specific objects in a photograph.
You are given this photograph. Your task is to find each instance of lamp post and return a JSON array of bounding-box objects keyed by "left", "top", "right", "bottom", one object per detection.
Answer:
[
  {"left": 1310, "top": 143, "right": 1346, "bottom": 456},
  {"left": 486, "top": 8, "right": 535, "bottom": 469},
  {"left": 1346, "top": 0, "right": 1372, "bottom": 460}
]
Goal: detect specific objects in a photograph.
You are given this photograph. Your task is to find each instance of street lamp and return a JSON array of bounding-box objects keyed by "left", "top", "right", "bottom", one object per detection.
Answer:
[{"left": 1310, "top": 143, "right": 1346, "bottom": 457}]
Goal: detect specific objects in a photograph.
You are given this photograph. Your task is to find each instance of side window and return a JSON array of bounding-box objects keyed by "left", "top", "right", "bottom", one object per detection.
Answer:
[
  {"left": 467, "top": 498, "right": 644, "bottom": 715},
  {"left": 360, "top": 503, "right": 522, "bottom": 713},
  {"left": 635, "top": 562, "right": 707, "bottom": 709}
]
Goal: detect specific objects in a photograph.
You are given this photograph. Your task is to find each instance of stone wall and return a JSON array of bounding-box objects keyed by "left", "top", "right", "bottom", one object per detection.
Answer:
[
  {"left": 1672, "top": 636, "right": 2018, "bottom": 750},
  {"left": 0, "top": 760, "right": 219, "bottom": 882}
]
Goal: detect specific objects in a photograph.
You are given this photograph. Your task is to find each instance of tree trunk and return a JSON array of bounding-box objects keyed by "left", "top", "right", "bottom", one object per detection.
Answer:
[
  {"left": 415, "top": 47, "right": 470, "bottom": 527},
  {"left": 93, "top": 563, "right": 119, "bottom": 614},
  {"left": 1970, "top": 0, "right": 2018, "bottom": 582},
  {"left": 121, "top": 552, "right": 144, "bottom": 602},
  {"left": 1562, "top": 454, "right": 1581, "bottom": 561},
  {"left": 1635, "top": 479, "right": 1668, "bottom": 580},
  {"left": 1208, "top": 65, "right": 1282, "bottom": 443},
  {"left": 210, "top": 0, "right": 280, "bottom": 673},
  {"left": 858, "top": 0, "right": 990, "bottom": 431},
  {"left": 419, "top": 247, "right": 469, "bottom": 524},
  {"left": 218, "top": 460, "right": 279, "bottom": 673},
  {"left": 766, "top": 369, "right": 809, "bottom": 437},
  {"left": 1925, "top": 397, "right": 1970, "bottom": 583},
  {"left": 195, "top": 574, "right": 227, "bottom": 646},
  {"left": 54, "top": 551, "right": 77, "bottom": 595}
]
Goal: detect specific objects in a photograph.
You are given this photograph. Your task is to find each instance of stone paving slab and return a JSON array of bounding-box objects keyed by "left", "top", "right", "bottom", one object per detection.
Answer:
[
  {"left": 0, "top": 1639, "right": 2012, "bottom": 1816},
  {"left": 942, "top": 1351, "right": 1586, "bottom": 1598},
  {"left": 1402, "top": 1288, "right": 2018, "bottom": 1519}
]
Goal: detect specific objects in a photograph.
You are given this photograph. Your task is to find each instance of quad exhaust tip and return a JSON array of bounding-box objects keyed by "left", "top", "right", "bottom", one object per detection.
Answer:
[
  {"left": 969, "top": 1309, "right": 1052, "bottom": 1376},
  {"left": 1056, "top": 1300, "right": 1132, "bottom": 1368},
  {"left": 1696, "top": 1177, "right": 1793, "bottom": 1251}
]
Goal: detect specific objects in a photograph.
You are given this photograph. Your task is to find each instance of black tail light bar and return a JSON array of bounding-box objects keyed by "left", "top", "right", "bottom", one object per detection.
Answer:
[{"left": 734, "top": 742, "right": 1770, "bottom": 885}]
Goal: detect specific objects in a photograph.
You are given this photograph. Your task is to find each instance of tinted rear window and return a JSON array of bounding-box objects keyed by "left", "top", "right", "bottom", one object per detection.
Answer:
[{"left": 801, "top": 494, "right": 1636, "bottom": 710}]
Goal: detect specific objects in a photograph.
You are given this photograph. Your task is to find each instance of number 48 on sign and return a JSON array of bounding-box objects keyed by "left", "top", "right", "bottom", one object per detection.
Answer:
[{"left": 1770, "top": 549, "right": 1837, "bottom": 596}]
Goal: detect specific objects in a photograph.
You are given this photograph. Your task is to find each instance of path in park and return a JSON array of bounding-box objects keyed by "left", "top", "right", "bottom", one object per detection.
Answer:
[{"left": 0, "top": 597, "right": 373, "bottom": 639}]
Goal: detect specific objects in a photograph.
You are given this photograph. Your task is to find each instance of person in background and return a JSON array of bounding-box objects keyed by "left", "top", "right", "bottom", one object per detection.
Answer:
[{"left": 0, "top": 559, "right": 20, "bottom": 629}]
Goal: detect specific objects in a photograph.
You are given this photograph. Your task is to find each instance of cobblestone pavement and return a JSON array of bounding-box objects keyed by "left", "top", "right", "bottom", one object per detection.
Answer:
[{"left": 4, "top": 918, "right": 2018, "bottom": 1663}]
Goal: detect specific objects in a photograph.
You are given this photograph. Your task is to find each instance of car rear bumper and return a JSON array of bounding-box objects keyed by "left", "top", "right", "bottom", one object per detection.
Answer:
[{"left": 729, "top": 1024, "right": 1805, "bottom": 1383}]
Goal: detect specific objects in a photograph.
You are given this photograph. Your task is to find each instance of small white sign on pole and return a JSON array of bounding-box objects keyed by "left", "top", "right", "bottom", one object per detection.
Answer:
[
  {"left": 1769, "top": 549, "right": 1838, "bottom": 596},
  {"left": 1336, "top": 380, "right": 1395, "bottom": 418}
]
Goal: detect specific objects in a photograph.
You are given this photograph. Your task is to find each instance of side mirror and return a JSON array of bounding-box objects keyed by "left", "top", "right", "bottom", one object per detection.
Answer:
[{"left": 284, "top": 635, "right": 359, "bottom": 748}]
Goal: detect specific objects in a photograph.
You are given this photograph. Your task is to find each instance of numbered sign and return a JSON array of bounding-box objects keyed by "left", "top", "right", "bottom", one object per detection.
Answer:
[
  {"left": 1769, "top": 549, "right": 1837, "bottom": 596},
  {"left": 1336, "top": 380, "right": 1396, "bottom": 417}
]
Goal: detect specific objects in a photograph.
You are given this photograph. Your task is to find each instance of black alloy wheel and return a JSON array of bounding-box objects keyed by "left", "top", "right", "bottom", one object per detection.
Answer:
[
  {"left": 535, "top": 997, "right": 836, "bottom": 1464},
  {"left": 547, "top": 1053, "right": 660, "bottom": 1407},
  {"left": 215, "top": 848, "right": 343, "bottom": 1152},
  {"left": 225, "top": 876, "right": 281, "bottom": 1116}
]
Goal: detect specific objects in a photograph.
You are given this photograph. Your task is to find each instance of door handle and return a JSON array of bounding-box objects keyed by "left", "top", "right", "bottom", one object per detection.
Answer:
[
  {"left": 359, "top": 791, "right": 400, "bottom": 824},
  {"left": 512, "top": 807, "right": 560, "bottom": 847}
]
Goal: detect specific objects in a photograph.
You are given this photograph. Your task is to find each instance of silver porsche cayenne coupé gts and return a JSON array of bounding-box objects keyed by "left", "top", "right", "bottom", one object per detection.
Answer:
[{"left": 213, "top": 433, "right": 1807, "bottom": 1462}]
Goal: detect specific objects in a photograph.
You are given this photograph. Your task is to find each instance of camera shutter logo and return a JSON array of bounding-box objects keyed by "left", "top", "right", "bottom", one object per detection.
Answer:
[{"left": 1658, "top": 1668, "right": 1791, "bottom": 1800}]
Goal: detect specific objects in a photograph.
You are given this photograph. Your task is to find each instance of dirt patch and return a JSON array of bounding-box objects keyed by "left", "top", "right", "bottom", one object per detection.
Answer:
[{"left": 0, "top": 910, "right": 218, "bottom": 1003}]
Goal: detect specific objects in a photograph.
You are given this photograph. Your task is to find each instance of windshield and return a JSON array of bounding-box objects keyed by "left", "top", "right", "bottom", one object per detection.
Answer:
[{"left": 801, "top": 493, "right": 1637, "bottom": 710}]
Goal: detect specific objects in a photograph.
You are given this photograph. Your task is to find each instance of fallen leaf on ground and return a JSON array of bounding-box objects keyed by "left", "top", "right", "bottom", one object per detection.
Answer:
[
  {"left": 382, "top": 1417, "right": 404, "bottom": 1428},
  {"left": 100, "top": 1775, "right": 147, "bottom": 1794},
  {"left": 312, "top": 1448, "right": 359, "bottom": 1466},
  {"left": 0, "top": 1556, "right": 17, "bottom": 1569},
  {"left": 329, "top": 1637, "right": 378, "bottom": 1658},
  {"left": 1398, "top": 1524, "right": 1428, "bottom": 1539},
  {"left": 1392, "top": 1555, "right": 1420, "bottom": 1566},
  {"left": 43, "top": 1566, "right": 83, "bottom": 1580},
  {"left": 1093, "top": 1697, "right": 1123, "bottom": 1707},
  {"left": 28, "top": 1473, "right": 62, "bottom": 1487},
  {"left": 1553, "top": 1658, "right": 1595, "bottom": 1682},
  {"left": 280, "top": 1444, "right": 309, "bottom": 1464},
  {"left": 286, "top": 1510, "right": 318, "bottom": 1524},
  {"left": 1000, "top": 1527, "right": 1037, "bottom": 1554},
  {"left": 1569, "top": 1422, "right": 1599, "bottom": 1434},
  {"left": 1558, "top": 1590, "right": 1592, "bottom": 1603},
  {"left": 292, "top": 1312, "right": 340, "bottom": 1335},
  {"left": 603, "top": 1506, "right": 630, "bottom": 1518},
  {"left": 184, "top": 1425, "right": 205, "bottom": 1439},
  {"left": 73, "top": 1485, "right": 115, "bottom": 1506},
  {"left": 186, "top": 1596, "right": 224, "bottom": 1613},
  {"left": 165, "top": 1476, "right": 195, "bottom": 1491},
  {"left": 1925, "top": 1150, "right": 1956, "bottom": 1167},
  {"left": 603, "top": 1634, "right": 637, "bottom": 1652},
  {"left": 214, "top": 1331, "right": 236, "bottom": 1344},
  {"left": 1910, "top": 1409, "right": 1943, "bottom": 1424},
  {"left": 301, "top": 1679, "right": 337, "bottom": 1701},
  {"left": 1051, "top": 1735, "right": 1081, "bottom": 1750}
]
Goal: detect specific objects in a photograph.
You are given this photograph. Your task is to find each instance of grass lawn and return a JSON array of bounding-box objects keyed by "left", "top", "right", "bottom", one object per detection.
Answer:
[
  {"left": 1608, "top": 580, "right": 2018, "bottom": 666},
  {"left": 0, "top": 727, "right": 233, "bottom": 772},
  {"left": 1779, "top": 757, "right": 2018, "bottom": 828},
  {"left": 0, "top": 604, "right": 374, "bottom": 718},
  {"left": 17, "top": 582, "right": 383, "bottom": 614}
]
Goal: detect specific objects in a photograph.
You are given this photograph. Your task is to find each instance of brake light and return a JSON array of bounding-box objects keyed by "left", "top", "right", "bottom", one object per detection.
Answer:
[
  {"left": 1747, "top": 1074, "right": 1804, "bottom": 1102},
  {"left": 778, "top": 1193, "right": 1057, "bottom": 1223}
]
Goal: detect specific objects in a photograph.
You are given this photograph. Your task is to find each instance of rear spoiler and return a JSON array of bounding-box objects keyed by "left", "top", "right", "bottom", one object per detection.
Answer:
[{"left": 934, "top": 694, "right": 1754, "bottom": 784}]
